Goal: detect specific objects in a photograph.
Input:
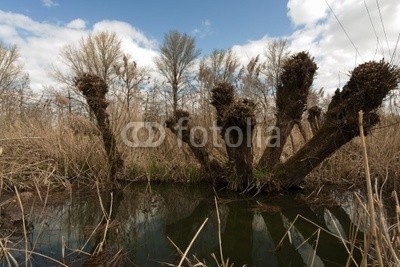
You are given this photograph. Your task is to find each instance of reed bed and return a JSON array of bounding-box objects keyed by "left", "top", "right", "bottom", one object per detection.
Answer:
[
  {"left": 0, "top": 103, "right": 203, "bottom": 192},
  {"left": 304, "top": 114, "right": 400, "bottom": 192}
]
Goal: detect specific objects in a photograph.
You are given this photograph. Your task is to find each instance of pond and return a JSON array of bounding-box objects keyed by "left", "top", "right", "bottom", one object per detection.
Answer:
[{"left": 1, "top": 183, "right": 370, "bottom": 266}]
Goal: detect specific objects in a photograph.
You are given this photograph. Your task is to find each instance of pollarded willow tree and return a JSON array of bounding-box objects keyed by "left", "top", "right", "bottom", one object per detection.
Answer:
[
  {"left": 52, "top": 31, "right": 124, "bottom": 117},
  {"left": 73, "top": 73, "right": 124, "bottom": 185},
  {"left": 258, "top": 52, "right": 317, "bottom": 170},
  {"left": 273, "top": 60, "right": 399, "bottom": 189},
  {"left": 166, "top": 51, "right": 399, "bottom": 192},
  {"left": 57, "top": 31, "right": 145, "bottom": 185},
  {"left": 53, "top": 31, "right": 149, "bottom": 117}
]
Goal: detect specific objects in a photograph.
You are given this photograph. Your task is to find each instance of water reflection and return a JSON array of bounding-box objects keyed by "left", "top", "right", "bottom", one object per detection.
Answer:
[
  {"left": 1, "top": 184, "right": 368, "bottom": 266},
  {"left": 252, "top": 212, "right": 278, "bottom": 266},
  {"left": 281, "top": 213, "right": 324, "bottom": 266}
]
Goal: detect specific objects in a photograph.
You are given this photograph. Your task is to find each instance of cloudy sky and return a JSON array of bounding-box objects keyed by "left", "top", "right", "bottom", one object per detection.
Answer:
[{"left": 0, "top": 0, "right": 399, "bottom": 93}]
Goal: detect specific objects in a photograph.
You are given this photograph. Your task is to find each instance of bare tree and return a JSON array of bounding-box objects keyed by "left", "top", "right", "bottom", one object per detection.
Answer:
[
  {"left": 143, "top": 82, "right": 163, "bottom": 122},
  {"left": 0, "top": 43, "right": 32, "bottom": 119},
  {"left": 155, "top": 31, "right": 200, "bottom": 115},
  {"left": 0, "top": 43, "right": 23, "bottom": 93},
  {"left": 199, "top": 49, "right": 241, "bottom": 88},
  {"left": 197, "top": 49, "right": 241, "bottom": 124},
  {"left": 54, "top": 31, "right": 123, "bottom": 84},
  {"left": 113, "top": 54, "right": 149, "bottom": 111},
  {"left": 264, "top": 39, "right": 290, "bottom": 94},
  {"left": 239, "top": 55, "right": 272, "bottom": 123},
  {"left": 52, "top": 31, "right": 124, "bottom": 118}
]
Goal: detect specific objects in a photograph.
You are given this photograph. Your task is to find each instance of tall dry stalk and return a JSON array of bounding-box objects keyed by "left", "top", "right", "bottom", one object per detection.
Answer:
[
  {"left": 357, "top": 110, "right": 400, "bottom": 266},
  {"left": 358, "top": 111, "right": 384, "bottom": 266}
]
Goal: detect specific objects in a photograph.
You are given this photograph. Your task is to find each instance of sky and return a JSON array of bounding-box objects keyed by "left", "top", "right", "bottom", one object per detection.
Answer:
[{"left": 0, "top": 0, "right": 399, "bottom": 93}]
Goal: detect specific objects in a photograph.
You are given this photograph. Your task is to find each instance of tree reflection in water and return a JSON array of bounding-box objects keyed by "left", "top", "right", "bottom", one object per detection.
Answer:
[{"left": 6, "top": 184, "right": 371, "bottom": 266}]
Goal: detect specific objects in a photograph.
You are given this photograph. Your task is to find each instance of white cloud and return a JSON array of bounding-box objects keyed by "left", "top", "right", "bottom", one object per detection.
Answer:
[
  {"left": 93, "top": 20, "right": 157, "bottom": 49},
  {"left": 287, "top": 0, "right": 329, "bottom": 26},
  {"left": 42, "top": 0, "right": 59, "bottom": 8},
  {"left": 1, "top": 0, "right": 399, "bottom": 95},
  {"left": 289, "top": 0, "right": 400, "bottom": 92},
  {"left": 0, "top": 11, "right": 158, "bottom": 90},
  {"left": 67, "top": 19, "right": 86, "bottom": 30},
  {"left": 231, "top": 36, "right": 271, "bottom": 63},
  {"left": 232, "top": 0, "right": 400, "bottom": 94}
]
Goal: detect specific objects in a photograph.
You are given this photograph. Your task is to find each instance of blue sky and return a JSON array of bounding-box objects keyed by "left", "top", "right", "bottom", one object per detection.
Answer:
[
  {"left": 1, "top": 0, "right": 292, "bottom": 54},
  {"left": 0, "top": 0, "right": 399, "bottom": 91}
]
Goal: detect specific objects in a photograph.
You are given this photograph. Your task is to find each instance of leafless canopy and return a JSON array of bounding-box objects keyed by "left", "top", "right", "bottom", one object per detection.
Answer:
[
  {"left": 155, "top": 30, "right": 200, "bottom": 114},
  {"left": 0, "top": 43, "right": 23, "bottom": 93},
  {"left": 199, "top": 49, "right": 241, "bottom": 88},
  {"left": 264, "top": 38, "right": 290, "bottom": 91},
  {"left": 113, "top": 54, "right": 149, "bottom": 110},
  {"left": 55, "top": 31, "right": 123, "bottom": 84}
]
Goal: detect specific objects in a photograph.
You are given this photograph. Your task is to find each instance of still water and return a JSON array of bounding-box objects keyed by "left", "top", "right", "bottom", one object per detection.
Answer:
[{"left": 3, "top": 183, "right": 367, "bottom": 266}]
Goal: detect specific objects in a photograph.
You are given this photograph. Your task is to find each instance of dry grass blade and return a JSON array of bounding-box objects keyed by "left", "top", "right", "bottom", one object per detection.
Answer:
[
  {"left": 310, "top": 229, "right": 321, "bottom": 267},
  {"left": 78, "top": 216, "right": 104, "bottom": 253},
  {"left": 276, "top": 214, "right": 299, "bottom": 250},
  {"left": 214, "top": 196, "right": 225, "bottom": 266},
  {"left": 0, "top": 237, "right": 18, "bottom": 267},
  {"left": 14, "top": 186, "right": 29, "bottom": 266},
  {"left": 93, "top": 182, "right": 113, "bottom": 255},
  {"left": 178, "top": 217, "right": 209, "bottom": 267},
  {"left": 294, "top": 229, "right": 319, "bottom": 251},
  {"left": 327, "top": 212, "right": 359, "bottom": 267},
  {"left": 166, "top": 236, "right": 192, "bottom": 266},
  {"left": 276, "top": 213, "right": 366, "bottom": 254},
  {"left": 5, "top": 248, "right": 68, "bottom": 267},
  {"left": 377, "top": 201, "right": 400, "bottom": 265}
]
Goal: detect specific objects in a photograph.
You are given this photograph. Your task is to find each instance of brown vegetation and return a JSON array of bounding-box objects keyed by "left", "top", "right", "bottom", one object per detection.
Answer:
[
  {"left": 0, "top": 31, "right": 399, "bottom": 196},
  {"left": 1, "top": 26, "right": 400, "bottom": 267}
]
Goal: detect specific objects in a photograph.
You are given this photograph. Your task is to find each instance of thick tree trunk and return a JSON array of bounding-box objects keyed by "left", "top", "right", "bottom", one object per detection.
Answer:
[
  {"left": 223, "top": 101, "right": 255, "bottom": 191},
  {"left": 210, "top": 82, "right": 256, "bottom": 191},
  {"left": 227, "top": 133, "right": 254, "bottom": 191},
  {"left": 74, "top": 73, "right": 124, "bottom": 186},
  {"left": 258, "top": 115, "right": 295, "bottom": 170},
  {"left": 166, "top": 110, "right": 223, "bottom": 176},
  {"left": 93, "top": 107, "right": 124, "bottom": 184},
  {"left": 172, "top": 83, "right": 178, "bottom": 116},
  {"left": 268, "top": 60, "right": 399, "bottom": 189},
  {"left": 274, "top": 114, "right": 378, "bottom": 189},
  {"left": 273, "top": 125, "right": 359, "bottom": 188}
]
